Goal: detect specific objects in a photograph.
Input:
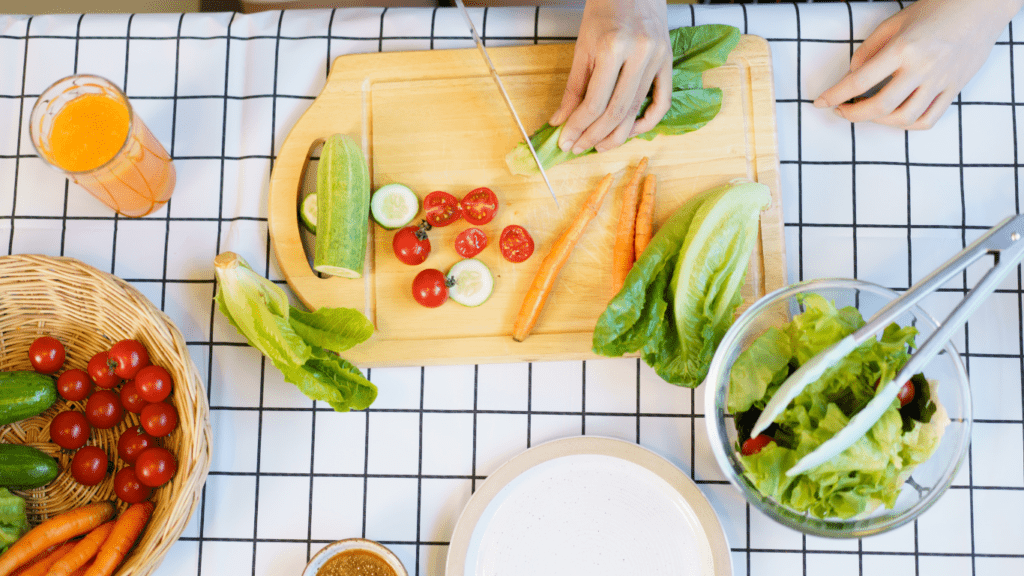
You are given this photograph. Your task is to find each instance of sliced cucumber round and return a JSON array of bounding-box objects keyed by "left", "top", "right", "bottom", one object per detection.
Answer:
[
  {"left": 371, "top": 183, "right": 419, "bottom": 229},
  {"left": 447, "top": 258, "right": 494, "bottom": 307},
  {"left": 300, "top": 193, "right": 317, "bottom": 234}
]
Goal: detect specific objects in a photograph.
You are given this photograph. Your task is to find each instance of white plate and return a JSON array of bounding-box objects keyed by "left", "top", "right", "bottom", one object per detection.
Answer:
[{"left": 446, "top": 436, "right": 731, "bottom": 576}]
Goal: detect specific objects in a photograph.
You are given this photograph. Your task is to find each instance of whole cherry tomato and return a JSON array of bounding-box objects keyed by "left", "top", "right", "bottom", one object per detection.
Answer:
[
  {"left": 499, "top": 225, "right": 535, "bottom": 263},
  {"left": 85, "top": 390, "right": 124, "bottom": 429},
  {"left": 50, "top": 410, "right": 90, "bottom": 450},
  {"left": 460, "top": 187, "right": 499, "bottom": 226},
  {"left": 454, "top": 227, "right": 488, "bottom": 258},
  {"left": 108, "top": 339, "right": 150, "bottom": 379},
  {"left": 412, "top": 269, "right": 450, "bottom": 308},
  {"left": 392, "top": 221, "right": 431, "bottom": 266},
  {"left": 29, "top": 336, "right": 65, "bottom": 374},
  {"left": 135, "top": 447, "right": 177, "bottom": 488},
  {"left": 741, "top": 434, "right": 774, "bottom": 456},
  {"left": 897, "top": 380, "right": 915, "bottom": 407},
  {"left": 87, "top": 351, "right": 120, "bottom": 389},
  {"left": 140, "top": 402, "right": 178, "bottom": 437},
  {"left": 120, "top": 380, "right": 148, "bottom": 414},
  {"left": 135, "top": 365, "right": 173, "bottom": 403},
  {"left": 117, "top": 426, "right": 157, "bottom": 465},
  {"left": 57, "top": 369, "right": 93, "bottom": 402},
  {"left": 113, "top": 466, "right": 152, "bottom": 504},
  {"left": 423, "top": 191, "right": 463, "bottom": 227},
  {"left": 71, "top": 446, "right": 108, "bottom": 486}
]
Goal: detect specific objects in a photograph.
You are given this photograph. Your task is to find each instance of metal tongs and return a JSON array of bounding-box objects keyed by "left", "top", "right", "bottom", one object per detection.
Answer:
[{"left": 751, "top": 214, "right": 1024, "bottom": 477}]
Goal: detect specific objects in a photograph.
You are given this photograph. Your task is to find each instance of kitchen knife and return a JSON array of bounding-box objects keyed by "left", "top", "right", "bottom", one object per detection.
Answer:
[{"left": 453, "top": 0, "right": 559, "bottom": 207}]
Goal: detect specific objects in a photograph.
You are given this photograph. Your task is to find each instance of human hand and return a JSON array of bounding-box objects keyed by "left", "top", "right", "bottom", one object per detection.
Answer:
[
  {"left": 814, "top": 0, "right": 1023, "bottom": 130},
  {"left": 549, "top": 0, "right": 671, "bottom": 154}
]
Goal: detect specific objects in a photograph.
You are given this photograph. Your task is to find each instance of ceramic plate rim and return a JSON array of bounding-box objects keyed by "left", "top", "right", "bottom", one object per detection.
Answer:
[{"left": 445, "top": 436, "right": 732, "bottom": 576}]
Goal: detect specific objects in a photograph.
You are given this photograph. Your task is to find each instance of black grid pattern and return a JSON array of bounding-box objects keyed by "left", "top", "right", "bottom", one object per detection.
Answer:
[{"left": 2, "top": 4, "right": 1023, "bottom": 576}]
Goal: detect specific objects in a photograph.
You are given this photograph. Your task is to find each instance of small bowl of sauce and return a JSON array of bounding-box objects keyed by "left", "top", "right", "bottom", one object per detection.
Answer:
[{"left": 302, "top": 539, "right": 407, "bottom": 576}]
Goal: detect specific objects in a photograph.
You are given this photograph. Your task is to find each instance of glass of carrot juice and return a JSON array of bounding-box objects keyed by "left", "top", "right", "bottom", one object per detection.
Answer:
[{"left": 29, "top": 74, "right": 175, "bottom": 218}]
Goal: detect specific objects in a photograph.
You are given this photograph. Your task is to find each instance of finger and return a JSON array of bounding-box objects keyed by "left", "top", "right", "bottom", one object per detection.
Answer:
[
  {"left": 906, "top": 90, "right": 957, "bottom": 130},
  {"left": 557, "top": 54, "right": 624, "bottom": 152},
  {"left": 569, "top": 56, "right": 647, "bottom": 154},
  {"left": 831, "top": 71, "right": 921, "bottom": 123},
  {"left": 594, "top": 63, "right": 662, "bottom": 152},
  {"left": 549, "top": 49, "right": 594, "bottom": 127},
  {"left": 871, "top": 85, "right": 940, "bottom": 129},
  {"left": 630, "top": 60, "right": 673, "bottom": 137},
  {"left": 814, "top": 44, "right": 900, "bottom": 108},
  {"left": 849, "top": 16, "right": 899, "bottom": 72}
]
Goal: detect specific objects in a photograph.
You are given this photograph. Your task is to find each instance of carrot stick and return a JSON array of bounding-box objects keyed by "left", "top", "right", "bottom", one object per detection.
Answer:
[
  {"left": 610, "top": 157, "right": 649, "bottom": 294},
  {"left": 11, "top": 541, "right": 77, "bottom": 576},
  {"left": 0, "top": 502, "right": 115, "bottom": 576},
  {"left": 513, "top": 172, "right": 617, "bottom": 342},
  {"left": 48, "top": 521, "right": 115, "bottom": 576},
  {"left": 633, "top": 174, "right": 657, "bottom": 257},
  {"left": 83, "top": 501, "right": 154, "bottom": 576}
]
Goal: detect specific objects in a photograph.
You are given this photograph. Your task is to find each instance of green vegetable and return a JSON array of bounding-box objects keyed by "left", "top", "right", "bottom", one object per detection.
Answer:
[
  {"left": 0, "top": 443, "right": 59, "bottom": 489},
  {"left": 0, "top": 488, "right": 28, "bottom": 553},
  {"left": 731, "top": 294, "right": 947, "bottom": 519},
  {"left": 314, "top": 133, "right": 370, "bottom": 279},
  {"left": 0, "top": 371, "right": 57, "bottom": 426},
  {"left": 214, "top": 251, "right": 377, "bottom": 412},
  {"left": 300, "top": 194, "right": 317, "bottom": 234},
  {"left": 592, "top": 180, "right": 770, "bottom": 387},
  {"left": 506, "top": 24, "right": 740, "bottom": 175},
  {"left": 370, "top": 183, "right": 419, "bottom": 230}
]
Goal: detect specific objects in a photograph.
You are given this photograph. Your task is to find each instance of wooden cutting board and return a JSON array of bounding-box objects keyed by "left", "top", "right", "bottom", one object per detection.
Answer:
[{"left": 268, "top": 36, "right": 785, "bottom": 367}]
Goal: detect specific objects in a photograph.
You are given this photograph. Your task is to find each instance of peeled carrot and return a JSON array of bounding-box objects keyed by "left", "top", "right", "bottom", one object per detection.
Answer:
[
  {"left": 83, "top": 501, "right": 154, "bottom": 576},
  {"left": 513, "top": 172, "right": 617, "bottom": 342},
  {"left": 11, "top": 541, "right": 76, "bottom": 576},
  {"left": 633, "top": 174, "right": 657, "bottom": 257},
  {"left": 49, "top": 521, "right": 115, "bottom": 576},
  {"left": 0, "top": 502, "right": 115, "bottom": 576},
  {"left": 610, "top": 157, "right": 649, "bottom": 295},
  {"left": 67, "top": 564, "right": 91, "bottom": 576}
]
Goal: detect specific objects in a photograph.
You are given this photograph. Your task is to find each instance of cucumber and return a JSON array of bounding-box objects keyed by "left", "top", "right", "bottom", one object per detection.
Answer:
[
  {"left": 0, "top": 444, "right": 59, "bottom": 489},
  {"left": 370, "top": 183, "right": 419, "bottom": 229},
  {"left": 300, "top": 194, "right": 317, "bottom": 234},
  {"left": 447, "top": 259, "right": 494, "bottom": 307},
  {"left": 0, "top": 371, "right": 56, "bottom": 426},
  {"left": 314, "top": 134, "right": 370, "bottom": 279}
]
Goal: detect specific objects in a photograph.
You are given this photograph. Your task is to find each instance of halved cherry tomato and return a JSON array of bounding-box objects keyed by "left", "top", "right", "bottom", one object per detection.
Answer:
[
  {"left": 499, "top": 225, "right": 535, "bottom": 263},
  {"left": 412, "top": 269, "right": 450, "bottom": 308},
  {"left": 897, "top": 380, "right": 915, "bottom": 407},
  {"left": 741, "top": 434, "right": 774, "bottom": 456},
  {"left": 454, "top": 227, "right": 488, "bottom": 258},
  {"left": 57, "top": 369, "right": 93, "bottom": 402},
  {"left": 29, "top": 336, "right": 65, "bottom": 374},
  {"left": 87, "top": 351, "right": 120, "bottom": 389},
  {"left": 423, "top": 191, "right": 462, "bottom": 227},
  {"left": 460, "top": 187, "right": 498, "bottom": 225},
  {"left": 108, "top": 339, "right": 150, "bottom": 379},
  {"left": 393, "top": 221, "right": 431, "bottom": 265}
]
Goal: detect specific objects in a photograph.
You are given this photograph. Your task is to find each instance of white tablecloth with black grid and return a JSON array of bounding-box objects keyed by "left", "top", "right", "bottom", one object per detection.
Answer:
[{"left": 2, "top": 3, "right": 1023, "bottom": 576}]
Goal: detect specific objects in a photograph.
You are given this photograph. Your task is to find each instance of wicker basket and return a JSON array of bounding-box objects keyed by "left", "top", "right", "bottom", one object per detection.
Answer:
[{"left": 0, "top": 254, "right": 212, "bottom": 576}]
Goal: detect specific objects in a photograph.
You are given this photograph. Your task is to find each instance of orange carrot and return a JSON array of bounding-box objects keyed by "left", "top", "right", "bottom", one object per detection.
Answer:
[
  {"left": 11, "top": 541, "right": 77, "bottom": 576},
  {"left": 49, "top": 521, "right": 115, "bottom": 576},
  {"left": 0, "top": 502, "right": 115, "bottom": 576},
  {"left": 83, "top": 501, "right": 154, "bottom": 576},
  {"left": 513, "top": 172, "right": 617, "bottom": 342},
  {"left": 633, "top": 174, "right": 657, "bottom": 257},
  {"left": 610, "top": 157, "right": 649, "bottom": 294}
]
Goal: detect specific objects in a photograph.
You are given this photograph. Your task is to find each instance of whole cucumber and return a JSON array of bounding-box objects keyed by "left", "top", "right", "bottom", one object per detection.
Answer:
[
  {"left": 0, "top": 444, "right": 59, "bottom": 489},
  {"left": 0, "top": 371, "right": 57, "bottom": 426},
  {"left": 314, "top": 133, "right": 370, "bottom": 279}
]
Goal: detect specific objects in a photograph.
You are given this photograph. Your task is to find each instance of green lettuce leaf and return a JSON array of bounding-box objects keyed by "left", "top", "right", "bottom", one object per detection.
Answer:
[
  {"left": 0, "top": 488, "right": 27, "bottom": 554},
  {"left": 290, "top": 306, "right": 375, "bottom": 353},
  {"left": 276, "top": 349, "right": 377, "bottom": 412}
]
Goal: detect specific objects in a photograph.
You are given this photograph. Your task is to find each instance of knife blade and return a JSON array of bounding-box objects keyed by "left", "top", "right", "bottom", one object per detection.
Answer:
[{"left": 453, "top": 0, "right": 559, "bottom": 207}]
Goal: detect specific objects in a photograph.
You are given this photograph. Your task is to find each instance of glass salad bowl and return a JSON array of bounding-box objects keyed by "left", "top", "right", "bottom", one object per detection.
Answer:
[{"left": 704, "top": 278, "right": 972, "bottom": 538}]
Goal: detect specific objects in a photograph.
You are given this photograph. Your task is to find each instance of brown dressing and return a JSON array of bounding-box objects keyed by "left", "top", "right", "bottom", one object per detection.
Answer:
[{"left": 316, "top": 549, "right": 397, "bottom": 576}]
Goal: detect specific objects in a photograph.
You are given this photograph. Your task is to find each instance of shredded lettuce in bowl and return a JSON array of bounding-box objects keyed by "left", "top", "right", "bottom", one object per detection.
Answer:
[{"left": 729, "top": 294, "right": 949, "bottom": 519}]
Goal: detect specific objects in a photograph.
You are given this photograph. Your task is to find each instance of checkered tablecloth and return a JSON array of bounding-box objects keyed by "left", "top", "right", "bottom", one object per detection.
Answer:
[{"left": 2, "top": 3, "right": 1023, "bottom": 576}]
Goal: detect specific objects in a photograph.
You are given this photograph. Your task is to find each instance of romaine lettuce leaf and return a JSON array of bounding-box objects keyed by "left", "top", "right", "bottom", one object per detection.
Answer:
[{"left": 290, "top": 306, "right": 374, "bottom": 354}]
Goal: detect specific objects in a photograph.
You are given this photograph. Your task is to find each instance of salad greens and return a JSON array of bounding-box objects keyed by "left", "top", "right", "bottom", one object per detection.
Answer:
[
  {"left": 506, "top": 24, "right": 741, "bottom": 175},
  {"left": 214, "top": 251, "right": 377, "bottom": 412},
  {"left": 0, "top": 488, "right": 28, "bottom": 553},
  {"left": 731, "top": 294, "right": 948, "bottom": 519},
  {"left": 593, "top": 180, "right": 770, "bottom": 387}
]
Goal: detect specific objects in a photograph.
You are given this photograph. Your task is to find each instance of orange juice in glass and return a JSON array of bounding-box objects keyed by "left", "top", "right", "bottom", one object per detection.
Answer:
[{"left": 30, "top": 74, "right": 175, "bottom": 217}]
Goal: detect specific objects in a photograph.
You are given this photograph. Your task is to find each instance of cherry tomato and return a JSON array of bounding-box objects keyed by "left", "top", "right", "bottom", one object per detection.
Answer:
[
  {"left": 71, "top": 446, "right": 108, "bottom": 486},
  {"left": 412, "top": 268, "right": 450, "bottom": 308},
  {"left": 85, "top": 390, "right": 124, "bottom": 429},
  {"left": 423, "top": 191, "right": 462, "bottom": 227},
  {"left": 454, "top": 227, "right": 488, "bottom": 258},
  {"left": 117, "top": 426, "right": 157, "bottom": 465},
  {"left": 392, "top": 222, "right": 431, "bottom": 266},
  {"left": 120, "top": 380, "right": 148, "bottom": 414},
  {"left": 87, "top": 351, "right": 120, "bottom": 389},
  {"left": 113, "top": 466, "right": 152, "bottom": 504},
  {"left": 135, "top": 447, "right": 177, "bottom": 488},
  {"left": 741, "top": 434, "right": 774, "bottom": 456},
  {"left": 135, "top": 365, "right": 173, "bottom": 403},
  {"left": 50, "top": 410, "right": 90, "bottom": 450},
  {"left": 140, "top": 402, "right": 178, "bottom": 437},
  {"left": 460, "top": 187, "right": 499, "bottom": 225},
  {"left": 499, "top": 225, "right": 535, "bottom": 263},
  {"left": 897, "top": 380, "right": 915, "bottom": 408},
  {"left": 28, "top": 336, "right": 65, "bottom": 374},
  {"left": 108, "top": 339, "right": 150, "bottom": 379},
  {"left": 57, "top": 369, "right": 93, "bottom": 402}
]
